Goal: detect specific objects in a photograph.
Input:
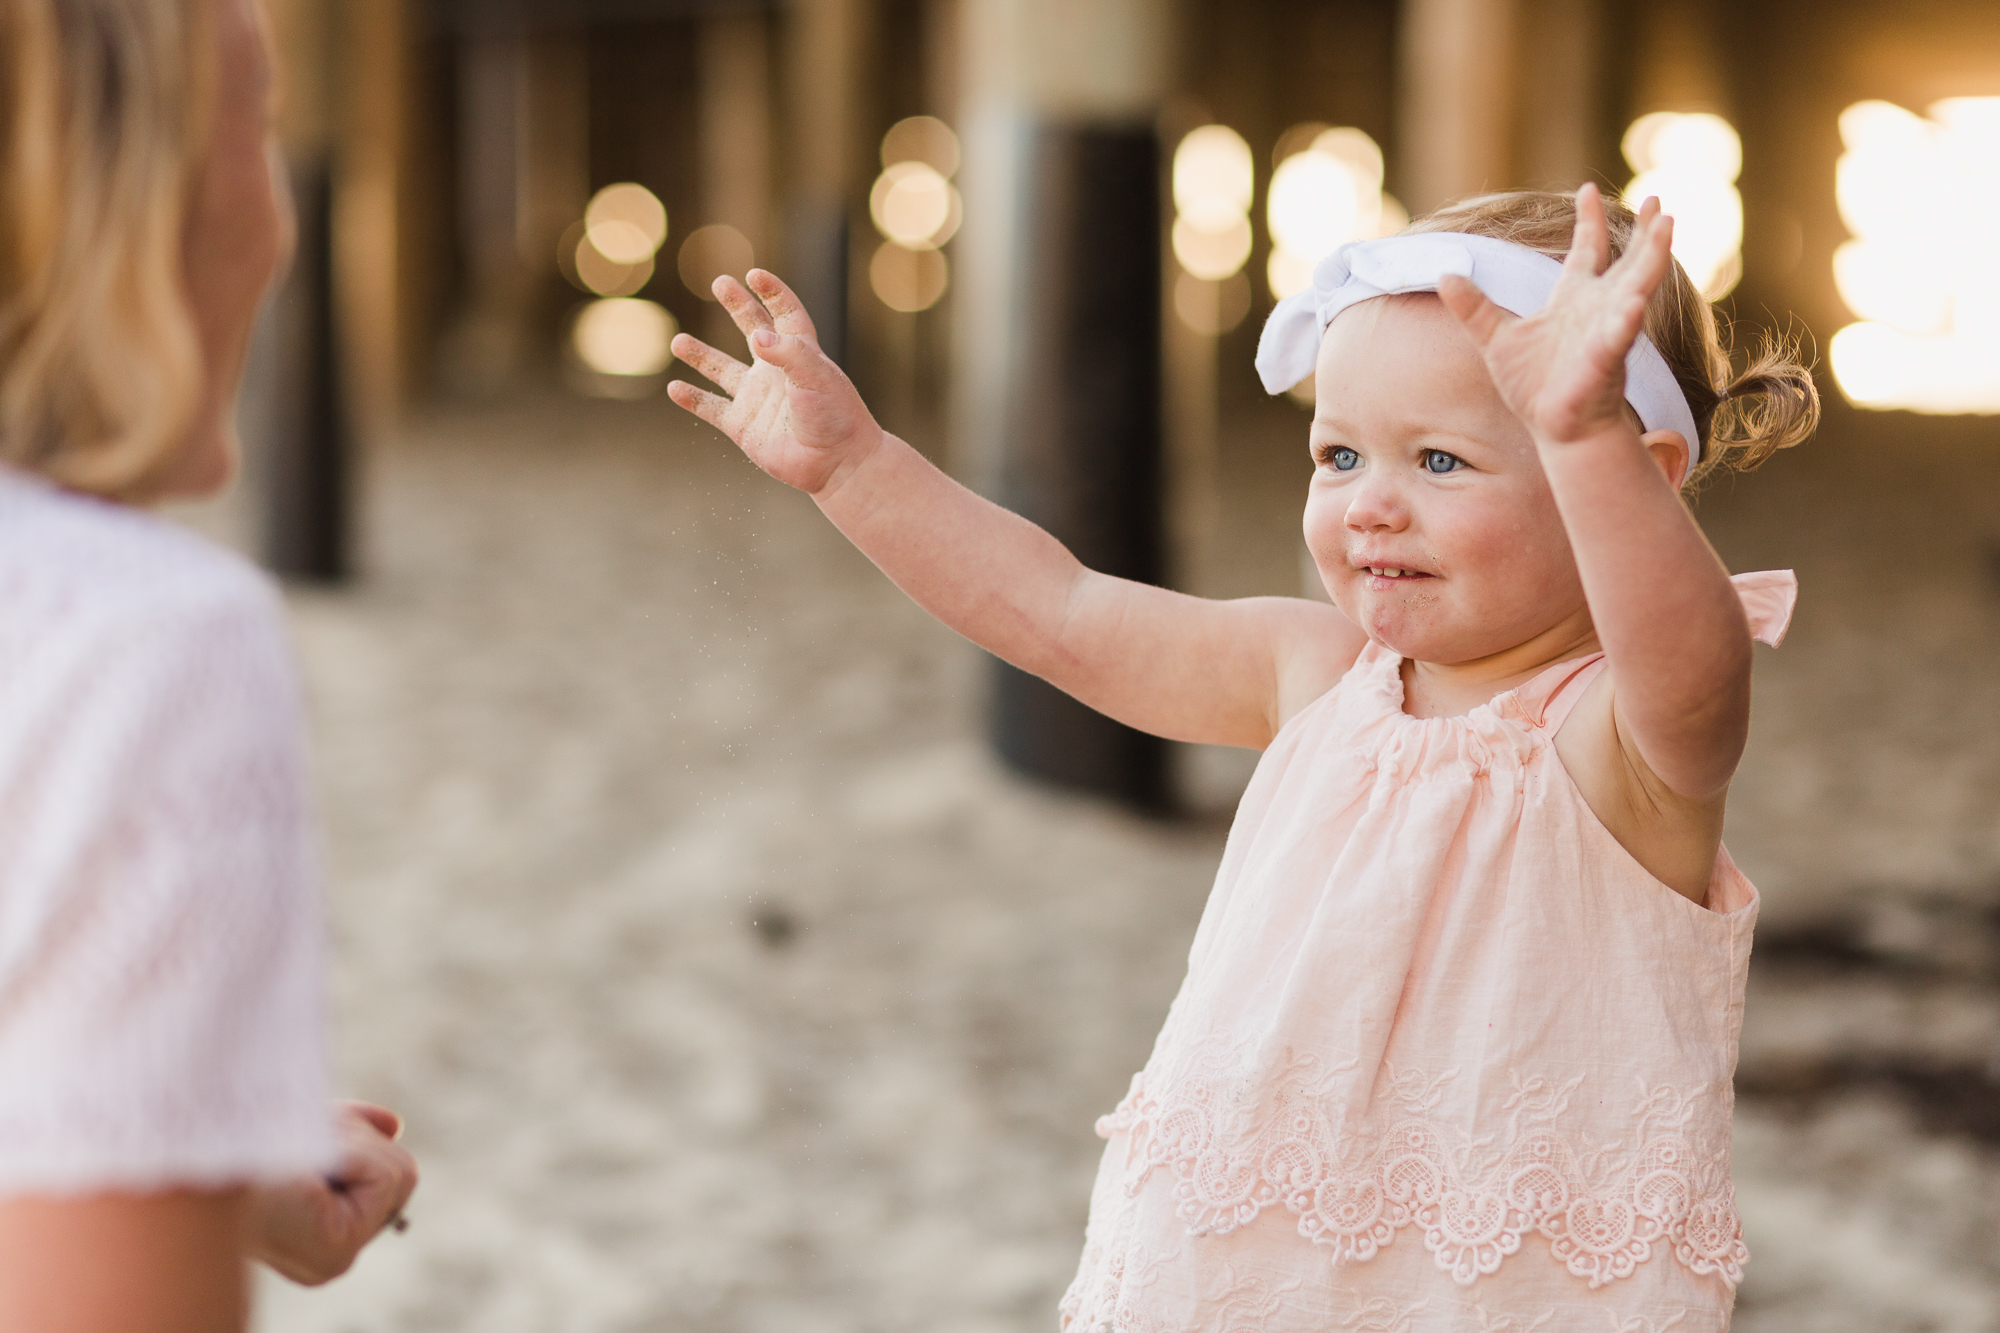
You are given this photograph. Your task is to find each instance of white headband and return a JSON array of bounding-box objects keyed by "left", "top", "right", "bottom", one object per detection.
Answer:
[{"left": 1255, "top": 232, "right": 1702, "bottom": 464}]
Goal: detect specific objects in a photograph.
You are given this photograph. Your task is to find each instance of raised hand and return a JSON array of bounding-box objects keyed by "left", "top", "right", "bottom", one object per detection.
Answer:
[
  {"left": 1437, "top": 183, "right": 1676, "bottom": 447},
  {"left": 667, "top": 270, "right": 883, "bottom": 496}
]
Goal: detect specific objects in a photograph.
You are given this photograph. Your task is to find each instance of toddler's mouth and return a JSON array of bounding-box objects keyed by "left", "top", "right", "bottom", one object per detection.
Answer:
[{"left": 1359, "top": 566, "right": 1433, "bottom": 580}]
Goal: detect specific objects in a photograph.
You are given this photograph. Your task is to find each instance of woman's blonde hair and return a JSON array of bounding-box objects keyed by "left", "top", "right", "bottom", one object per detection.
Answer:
[
  {"left": 1408, "top": 190, "right": 1819, "bottom": 491},
  {"left": 0, "top": 0, "right": 216, "bottom": 499}
]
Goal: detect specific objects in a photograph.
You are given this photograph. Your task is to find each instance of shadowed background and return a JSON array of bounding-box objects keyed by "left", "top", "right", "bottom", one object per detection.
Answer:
[{"left": 173, "top": 0, "right": 2000, "bottom": 1327}]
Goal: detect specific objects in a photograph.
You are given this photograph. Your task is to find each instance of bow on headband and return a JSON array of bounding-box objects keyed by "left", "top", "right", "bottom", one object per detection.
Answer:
[{"left": 1253, "top": 232, "right": 1703, "bottom": 464}]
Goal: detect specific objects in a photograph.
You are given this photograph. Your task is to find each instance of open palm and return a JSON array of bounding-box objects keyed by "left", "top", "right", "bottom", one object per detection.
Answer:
[
  {"left": 1438, "top": 184, "right": 1676, "bottom": 446},
  {"left": 668, "top": 270, "right": 881, "bottom": 495}
]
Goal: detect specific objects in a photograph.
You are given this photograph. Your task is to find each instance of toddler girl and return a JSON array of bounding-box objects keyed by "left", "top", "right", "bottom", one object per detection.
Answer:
[{"left": 667, "top": 183, "right": 1817, "bottom": 1331}]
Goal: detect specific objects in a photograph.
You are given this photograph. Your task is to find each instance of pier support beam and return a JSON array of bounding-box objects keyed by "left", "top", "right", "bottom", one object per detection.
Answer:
[{"left": 955, "top": 0, "right": 1173, "bottom": 808}]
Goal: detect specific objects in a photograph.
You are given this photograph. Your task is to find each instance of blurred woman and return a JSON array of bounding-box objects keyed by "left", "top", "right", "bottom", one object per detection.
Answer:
[{"left": 0, "top": 0, "right": 414, "bottom": 1327}]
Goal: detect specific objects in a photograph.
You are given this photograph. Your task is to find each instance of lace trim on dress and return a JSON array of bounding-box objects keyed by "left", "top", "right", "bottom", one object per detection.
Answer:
[{"left": 1092, "top": 1037, "right": 1748, "bottom": 1292}]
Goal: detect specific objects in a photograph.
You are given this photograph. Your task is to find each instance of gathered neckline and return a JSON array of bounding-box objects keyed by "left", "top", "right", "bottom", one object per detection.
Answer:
[{"left": 1345, "top": 641, "right": 1606, "bottom": 734}]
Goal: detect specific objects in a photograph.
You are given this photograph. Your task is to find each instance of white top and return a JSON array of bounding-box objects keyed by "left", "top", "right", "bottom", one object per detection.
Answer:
[{"left": 0, "top": 467, "right": 333, "bottom": 1195}]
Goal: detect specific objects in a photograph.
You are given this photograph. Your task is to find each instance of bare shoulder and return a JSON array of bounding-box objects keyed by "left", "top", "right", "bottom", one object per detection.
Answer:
[
  {"left": 0, "top": 471, "right": 282, "bottom": 640},
  {"left": 1259, "top": 596, "right": 1369, "bottom": 737},
  {"left": 1551, "top": 670, "right": 1729, "bottom": 903}
]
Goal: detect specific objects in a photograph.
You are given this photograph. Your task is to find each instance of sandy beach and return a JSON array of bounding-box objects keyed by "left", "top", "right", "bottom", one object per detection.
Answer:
[{"left": 251, "top": 394, "right": 2000, "bottom": 1333}]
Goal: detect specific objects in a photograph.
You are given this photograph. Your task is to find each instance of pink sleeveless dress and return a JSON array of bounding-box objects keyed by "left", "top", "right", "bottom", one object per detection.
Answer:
[{"left": 1061, "top": 572, "right": 1797, "bottom": 1333}]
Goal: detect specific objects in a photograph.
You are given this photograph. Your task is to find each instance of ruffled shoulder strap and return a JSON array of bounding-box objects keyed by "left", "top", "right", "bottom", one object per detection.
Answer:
[
  {"left": 1524, "top": 570, "right": 1798, "bottom": 731},
  {"left": 1732, "top": 569, "right": 1797, "bottom": 647},
  {"left": 1525, "top": 654, "right": 1609, "bottom": 732}
]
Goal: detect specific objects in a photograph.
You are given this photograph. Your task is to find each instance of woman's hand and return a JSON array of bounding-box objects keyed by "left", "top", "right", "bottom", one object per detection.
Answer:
[
  {"left": 1438, "top": 183, "right": 1676, "bottom": 447},
  {"left": 246, "top": 1101, "right": 418, "bottom": 1286},
  {"left": 668, "top": 270, "right": 884, "bottom": 497}
]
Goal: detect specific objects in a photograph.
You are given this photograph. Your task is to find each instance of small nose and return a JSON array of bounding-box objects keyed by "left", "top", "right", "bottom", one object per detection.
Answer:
[{"left": 1343, "top": 474, "right": 1410, "bottom": 534}]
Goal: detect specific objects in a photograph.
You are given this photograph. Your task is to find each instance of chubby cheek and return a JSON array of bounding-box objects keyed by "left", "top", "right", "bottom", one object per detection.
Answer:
[
  {"left": 1303, "top": 479, "right": 1585, "bottom": 658},
  {"left": 1430, "top": 497, "right": 1585, "bottom": 653},
  {"left": 1302, "top": 486, "right": 1414, "bottom": 632},
  {"left": 1301, "top": 487, "right": 1350, "bottom": 602}
]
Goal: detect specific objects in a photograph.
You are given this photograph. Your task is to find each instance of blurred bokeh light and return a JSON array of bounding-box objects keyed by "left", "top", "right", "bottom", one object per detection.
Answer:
[
  {"left": 677, "top": 224, "right": 756, "bottom": 302},
  {"left": 879, "top": 114, "right": 960, "bottom": 178},
  {"left": 1173, "top": 270, "right": 1252, "bottom": 336},
  {"left": 1172, "top": 125, "right": 1255, "bottom": 233},
  {"left": 1622, "top": 111, "right": 1743, "bottom": 300},
  {"left": 573, "top": 230, "right": 655, "bottom": 297},
  {"left": 867, "top": 117, "right": 960, "bottom": 313},
  {"left": 559, "top": 183, "right": 669, "bottom": 299},
  {"left": 1168, "top": 124, "right": 1248, "bottom": 322},
  {"left": 1169, "top": 125, "right": 1254, "bottom": 332},
  {"left": 1172, "top": 216, "right": 1253, "bottom": 283},
  {"left": 585, "top": 182, "right": 669, "bottom": 265},
  {"left": 868, "top": 243, "right": 948, "bottom": 313},
  {"left": 1265, "top": 126, "right": 1402, "bottom": 300},
  {"left": 1829, "top": 97, "right": 2000, "bottom": 412},
  {"left": 869, "top": 162, "right": 960, "bottom": 250},
  {"left": 572, "top": 297, "right": 677, "bottom": 378}
]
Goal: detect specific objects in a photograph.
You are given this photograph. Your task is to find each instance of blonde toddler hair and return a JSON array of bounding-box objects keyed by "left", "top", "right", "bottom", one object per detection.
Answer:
[
  {"left": 0, "top": 0, "right": 216, "bottom": 500},
  {"left": 1409, "top": 189, "right": 1819, "bottom": 491}
]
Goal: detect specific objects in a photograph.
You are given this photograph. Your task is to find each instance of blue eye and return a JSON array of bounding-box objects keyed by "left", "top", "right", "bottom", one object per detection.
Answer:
[
  {"left": 1328, "top": 447, "right": 1360, "bottom": 472},
  {"left": 1423, "top": 449, "right": 1464, "bottom": 474}
]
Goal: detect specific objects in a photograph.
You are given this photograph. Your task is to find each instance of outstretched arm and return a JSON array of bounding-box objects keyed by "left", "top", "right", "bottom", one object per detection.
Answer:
[
  {"left": 667, "top": 271, "right": 1361, "bottom": 749},
  {"left": 1438, "top": 185, "right": 1750, "bottom": 802}
]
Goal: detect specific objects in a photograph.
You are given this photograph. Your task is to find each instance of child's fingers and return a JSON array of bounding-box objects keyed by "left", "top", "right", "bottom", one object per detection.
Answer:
[
  {"left": 1436, "top": 273, "right": 1515, "bottom": 348},
  {"left": 746, "top": 269, "right": 821, "bottom": 343},
  {"left": 1566, "top": 182, "right": 1610, "bottom": 277},
  {"left": 713, "top": 275, "right": 778, "bottom": 340},
  {"left": 671, "top": 332, "right": 749, "bottom": 394},
  {"left": 666, "top": 379, "right": 737, "bottom": 432},
  {"left": 748, "top": 328, "right": 847, "bottom": 394},
  {"left": 339, "top": 1101, "right": 404, "bottom": 1142},
  {"left": 1612, "top": 210, "right": 1675, "bottom": 304},
  {"left": 1615, "top": 200, "right": 1669, "bottom": 277}
]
